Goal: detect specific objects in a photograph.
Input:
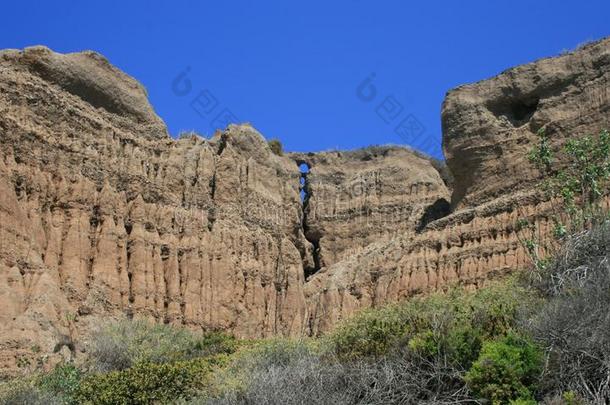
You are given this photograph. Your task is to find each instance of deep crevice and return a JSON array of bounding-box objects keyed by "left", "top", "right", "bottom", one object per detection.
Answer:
[
  {"left": 216, "top": 131, "right": 228, "bottom": 156},
  {"left": 207, "top": 171, "right": 217, "bottom": 231},
  {"left": 303, "top": 235, "right": 321, "bottom": 280},
  {"left": 124, "top": 221, "right": 133, "bottom": 235},
  {"left": 298, "top": 161, "right": 322, "bottom": 280}
]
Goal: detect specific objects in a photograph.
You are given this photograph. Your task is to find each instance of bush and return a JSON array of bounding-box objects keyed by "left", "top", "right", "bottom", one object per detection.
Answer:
[
  {"left": 192, "top": 331, "right": 239, "bottom": 356},
  {"left": 465, "top": 333, "right": 542, "bottom": 404},
  {"left": 201, "top": 282, "right": 538, "bottom": 404},
  {"left": 521, "top": 128, "right": 610, "bottom": 270},
  {"left": 267, "top": 139, "right": 283, "bottom": 156},
  {"left": 0, "top": 379, "right": 62, "bottom": 405},
  {"left": 37, "top": 364, "right": 82, "bottom": 404},
  {"left": 0, "top": 322, "right": 238, "bottom": 405},
  {"left": 206, "top": 341, "right": 352, "bottom": 405},
  {"left": 205, "top": 340, "right": 470, "bottom": 405},
  {"left": 86, "top": 319, "right": 236, "bottom": 372},
  {"left": 529, "top": 221, "right": 610, "bottom": 403},
  {"left": 329, "top": 280, "right": 536, "bottom": 363},
  {"left": 75, "top": 356, "right": 227, "bottom": 405}
]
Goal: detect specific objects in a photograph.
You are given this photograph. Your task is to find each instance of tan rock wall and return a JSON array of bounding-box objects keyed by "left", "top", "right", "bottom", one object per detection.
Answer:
[
  {"left": 0, "top": 38, "right": 608, "bottom": 375},
  {"left": 291, "top": 148, "right": 450, "bottom": 274},
  {"left": 305, "top": 37, "right": 610, "bottom": 334}
]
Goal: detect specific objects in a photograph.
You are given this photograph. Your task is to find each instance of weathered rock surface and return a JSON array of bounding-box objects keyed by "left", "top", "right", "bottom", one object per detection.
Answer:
[
  {"left": 291, "top": 148, "right": 450, "bottom": 275},
  {"left": 304, "top": 37, "right": 610, "bottom": 333},
  {"left": 0, "top": 38, "right": 608, "bottom": 375},
  {"left": 443, "top": 38, "right": 610, "bottom": 209},
  {"left": 0, "top": 47, "right": 315, "bottom": 374}
]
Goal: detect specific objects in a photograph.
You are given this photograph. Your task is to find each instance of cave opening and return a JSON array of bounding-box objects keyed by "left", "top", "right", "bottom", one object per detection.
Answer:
[
  {"left": 488, "top": 97, "right": 540, "bottom": 127},
  {"left": 509, "top": 98, "right": 539, "bottom": 124},
  {"left": 416, "top": 198, "right": 451, "bottom": 233}
]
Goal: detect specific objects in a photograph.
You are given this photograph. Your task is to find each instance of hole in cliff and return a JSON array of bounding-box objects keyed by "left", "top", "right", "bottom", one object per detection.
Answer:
[
  {"left": 124, "top": 222, "right": 133, "bottom": 235},
  {"left": 417, "top": 198, "right": 451, "bottom": 233},
  {"left": 510, "top": 98, "right": 539, "bottom": 124},
  {"left": 488, "top": 97, "right": 539, "bottom": 127},
  {"left": 160, "top": 245, "right": 170, "bottom": 260},
  {"left": 297, "top": 160, "right": 322, "bottom": 279},
  {"left": 299, "top": 162, "right": 310, "bottom": 202}
]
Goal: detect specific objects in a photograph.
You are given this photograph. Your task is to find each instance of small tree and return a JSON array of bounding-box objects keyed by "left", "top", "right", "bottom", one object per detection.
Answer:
[{"left": 517, "top": 128, "right": 610, "bottom": 270}]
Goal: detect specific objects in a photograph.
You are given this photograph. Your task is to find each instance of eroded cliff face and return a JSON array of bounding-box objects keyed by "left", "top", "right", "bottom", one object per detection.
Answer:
[
  {"left": 0, "top": 38, "right": 608, "bottom": 375},
  {"left": 443, "top": 38, "right": 610, "bottom": 209},
  {"left": 291, "top": 148, "right": 450, "bottom": 276},
  {"left": 0, "top": 46, "right": 315, "bottom": 373},
  {"left": 304, "top": 37, "right": 610, "bottom": 334}
]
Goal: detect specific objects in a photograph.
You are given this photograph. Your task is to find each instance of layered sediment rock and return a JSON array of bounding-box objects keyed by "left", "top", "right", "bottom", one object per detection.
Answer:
[
  {"left": 0, "top": 47, "right": 312, "bottom": 373},
  {"left": 291, "top": 148, "right": 450, "bottom": 275},
  {"left": 304, "top": 37, "right": 610, "bottom": 333},
  {"left": 0, "top": 37, "right": 608, "bottom": 374},
  {"left": 443, "top": 39, "right": 610, "bottom": 209}
]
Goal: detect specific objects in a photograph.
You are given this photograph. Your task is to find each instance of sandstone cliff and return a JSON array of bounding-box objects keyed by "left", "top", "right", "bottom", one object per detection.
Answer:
[
  {"left": 443, "top": 39, "right": 610, "bottom": 209},
  {"left": 0, "top": 38, "right": 608, "bottom": 375},
  {"left": 0, "top": 47, "right": 313, "bottom": 373},
  {"left": 304, "top": 38, "right": 610, "bottom": 333},
  {"left": 291, "top": 148, "right": 450, "bottom": 275}
]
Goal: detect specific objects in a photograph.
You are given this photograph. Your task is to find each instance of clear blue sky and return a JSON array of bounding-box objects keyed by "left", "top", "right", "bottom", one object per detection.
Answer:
[{"left": 1, "top": 1, "right": 608, "bottom": 158}]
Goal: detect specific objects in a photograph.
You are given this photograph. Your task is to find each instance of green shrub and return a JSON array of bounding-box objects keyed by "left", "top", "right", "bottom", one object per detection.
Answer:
[
  {"left": 521, "top": 128, "right": 610, "bottom": 270},
  {"left": 0, "top": 325, "right": 237, "bottom": 405},
  {"left": 509, "top": 399, "right": 537, "bottom": 405},
  {"left": 0, "top": 378, "right": 62, "bottom": 405},
  {"left": 37, "top": 364, "right": 82, "bottom": 404},
  {"left": 74, "top": 355, "right": 227, "bottom": 405},
  {"left": 331, "top": 307, "right": 407, "bottom": 358},
  {"left": 193, "top": 331, "right": 239, "bottom": 356},
  {"left": 466, "top": 333, "right": 542, "bottom": 404},
  {"left": 329, "top": 280, "right": 537, "bottom": 363},
  {"left": 268, "top": 138, "right": 283, "bottom": 156},
  {"left": 86, "top": 319, "right": 236, "bottom": 372}
]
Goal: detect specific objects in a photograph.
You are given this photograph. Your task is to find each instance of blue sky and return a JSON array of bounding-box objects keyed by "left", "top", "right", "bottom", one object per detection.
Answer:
[{"left": 1, "top": 1, "right": 608, "bottom": 158}]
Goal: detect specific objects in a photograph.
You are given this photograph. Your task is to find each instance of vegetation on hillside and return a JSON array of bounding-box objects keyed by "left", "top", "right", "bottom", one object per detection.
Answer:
[{"left": 519, "top": 128, "right": 610, "bottom": 270}]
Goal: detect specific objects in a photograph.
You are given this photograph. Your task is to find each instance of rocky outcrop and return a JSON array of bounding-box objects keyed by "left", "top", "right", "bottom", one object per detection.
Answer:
[
  {"left": 291, "top": 148, "right": 450, "bottom": 276},
  {"left": 443, "top": 38, "right": 610, "bottom": 209},
  {"left": 0, "top": 47, "right": 315, "bottom": 374},
  {"left": 0, "top": 38, "right": 608, "bottom": 375},
  {"left": 304, "top": 37, "right": 610, "bottom": 334}
]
